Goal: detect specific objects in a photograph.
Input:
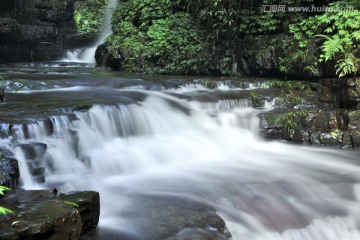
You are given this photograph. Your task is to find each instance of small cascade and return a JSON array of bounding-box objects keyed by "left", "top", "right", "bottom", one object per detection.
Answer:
[
  {"left": 62, "top": 0, "right": 118, "bottom": 63},
  {"left": 2, "top": 82, "right": 360, "bottom": 239}
]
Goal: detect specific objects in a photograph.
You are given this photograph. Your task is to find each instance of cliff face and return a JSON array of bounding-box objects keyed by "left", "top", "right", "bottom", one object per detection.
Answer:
[{"left": 0, "top": 0, "right": 76, "bottom": 62}]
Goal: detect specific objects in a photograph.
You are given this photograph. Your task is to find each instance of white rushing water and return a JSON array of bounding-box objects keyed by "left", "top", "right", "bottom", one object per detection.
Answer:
[
  {"left": 61, "top": 0, "right": 118, "bottom": 63},
  {"left": 10, "top": 87, "right": 360, "bottom": 240}
]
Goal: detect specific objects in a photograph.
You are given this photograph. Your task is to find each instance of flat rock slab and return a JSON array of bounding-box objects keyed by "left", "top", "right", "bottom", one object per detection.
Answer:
[
  {"left": 80, "top": 194, "right": 231, "bottom": 240},
  {"left": 0, "top": 190, "right": 100, "bottom": 240}
]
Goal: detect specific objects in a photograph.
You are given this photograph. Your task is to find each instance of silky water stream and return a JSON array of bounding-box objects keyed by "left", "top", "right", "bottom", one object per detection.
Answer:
[
  {"left": 62, "top": 0, "right": 118, "bottom": 63},
  {"left": 1, "top": 69, "right": 360, "bottom": 240}
]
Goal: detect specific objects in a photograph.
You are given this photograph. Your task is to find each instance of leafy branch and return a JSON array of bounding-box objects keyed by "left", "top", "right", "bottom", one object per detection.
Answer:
[{"left": 0, "top": 186, "right": 14, "bottom": 215}]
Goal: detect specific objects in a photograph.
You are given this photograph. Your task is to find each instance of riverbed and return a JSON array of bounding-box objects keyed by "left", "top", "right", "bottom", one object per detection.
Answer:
[{"left": 1, "top": 64, "right": 360, "bottom": 240}]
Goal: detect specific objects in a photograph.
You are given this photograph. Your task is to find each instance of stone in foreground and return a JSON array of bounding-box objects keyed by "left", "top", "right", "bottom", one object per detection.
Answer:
[{"left": 0, "top": 190, "right": 100, "bottom": 240}]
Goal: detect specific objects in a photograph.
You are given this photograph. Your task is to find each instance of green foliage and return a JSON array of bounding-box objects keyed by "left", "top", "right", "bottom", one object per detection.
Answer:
[
  {"left": 109, "top": 1, "right": 205, "bottom": 74},
  {"left": 112, "top": 0, "right": 176, "bottom": 32},
  {"left": 107, "top": 0, "right": 358, "bottom": 77},
  {"left": 0, "top": 206, "right": 14, "bottom": 215},
  {"left": 277, "top": 92, "right": 304, "bottom": 105},
  {"left": 239, "top": 11, "right": 282, "bottom": 35},
  {"left": 0, "top": 186, "right": 11, "bottom": 196},
  {"left": 289, "top": 0, "right": 360, "bottom": 77},
  {"left": 271, "top": 110, "right": 309, "bottom": 133},
  {"left": 269, "top": 80, "right": 308, "bottom": 91},
  {"left": 0, "top": 186, "right": 14, "bottom": 215},
  {"left": 146, "top": 13, "right": 205, "bottom": 74},
  {"left": 74, "top": 0, "right": 107, "bottom": 33},
  {"left": 331, "top": 129, "right": 342, "bottom": 140},
  {"left": 249, "top": 91, "right": 257, "bottom": 100}
]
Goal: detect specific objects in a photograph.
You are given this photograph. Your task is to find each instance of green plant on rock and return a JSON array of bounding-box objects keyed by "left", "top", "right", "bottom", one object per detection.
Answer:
[
  {"left": 271, "top": 110, "right": 309, "bottom": 133},
  {"left": 269, "top": 80, "right": 308, "bottom": 91},
  {"left": 278, "top": 92, "right": 304, "bottom": 105},
  {"left": 0, "top": 186, "right": 14, "bottom": 215},
  {"left": 330, "top": 129, "right": 343, "bottom": 140},
  {"left": 289, "top": 0, "right": 360, "bottom": 78},
  {"left": 277, "top": 38, "right": 319, "bottom": 77}
]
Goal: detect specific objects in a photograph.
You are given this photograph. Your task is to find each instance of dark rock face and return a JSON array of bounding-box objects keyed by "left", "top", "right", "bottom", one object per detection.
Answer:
[
  {"left": 0, "top": 190, "right": 100, "bottom": 240},
  {"left": 0, "top": 156, "right": 19, "bottom": 190},
  {"left": 0, "top": 0, "right": 76, "bottom": 62},
  {"left": 65, "top": 33, "right": 100, "bottom": 48},
  {"left": 319, "top": 78, "right": 360, "bottom": 109},
  {"left": 261, "top": 109, "right": 360, "bottom": 149},
  {"left": 236, "top": 35, "right": 322, "bottom": 79},
  {"left": 95, "top": 43, "right": 122, "bottom": 70}
]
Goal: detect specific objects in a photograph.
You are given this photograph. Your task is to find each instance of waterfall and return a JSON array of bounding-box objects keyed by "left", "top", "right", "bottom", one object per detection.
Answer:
[
  {"left": 8, "top": 87, "right": 360, "bottom": 240},
  {"left": 62, "top": 0, "right": 118, "bottom": 63}
]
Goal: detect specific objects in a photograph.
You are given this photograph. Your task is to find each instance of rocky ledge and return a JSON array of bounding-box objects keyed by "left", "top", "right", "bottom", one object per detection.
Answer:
[{"left": 0, "top": 190, "right": 100, "bottom": 240}]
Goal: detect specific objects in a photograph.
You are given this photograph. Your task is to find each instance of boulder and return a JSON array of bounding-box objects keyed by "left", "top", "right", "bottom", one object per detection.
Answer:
[
  {"left": 117, "top": 195, "right": 231, "bottom": 240},
  {"left": 95, "top": 43, "right": 122, "bottom": 70},
  {"left": 81, "top": 194, "right": 231, "bottom": 240},
  {"left": 0, "top": 190, "right": 100, "bottom": 240},
  {"left": 64, "top": 33, "right": 100, "bottom": 48}
]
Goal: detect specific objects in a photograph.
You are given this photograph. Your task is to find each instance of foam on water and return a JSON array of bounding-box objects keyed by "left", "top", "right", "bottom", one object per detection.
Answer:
[{"left": 9, "top": 88, "right": 360, "bottom": 239}]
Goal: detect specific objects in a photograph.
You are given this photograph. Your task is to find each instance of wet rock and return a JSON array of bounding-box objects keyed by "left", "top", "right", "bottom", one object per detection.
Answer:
[
  {"left": 349, "top": 110, "right": 360, "bottom": 131},
  {"left": 0, "top": 156, "right": 19, "bottom": 190},
  {"left": 341, "top": 133, "right": 356, "bottom": 149},
  {"left": 117, "top": 195, "right": 231, "bottom": 240},
  {"left": 16, "top": 142, "right": 47, "bottom": 160},
  {"left": 319, "top": 78, "right": 360, "bottom": 109},
  {"left": 167, "top": 228, "right": 230, "bottom": 240},
  {"left": 81, "top": 195, "right": 231, "bottom": 240},
  {"left": 0, "top": 0, "right": 75, "bottom": 62},
  {"left": 95, "top": 43, "right": 122, "bottom": 70},
  {"left": 0, "top": 17, "right": 17, "bottom": 37},
  {"left": 0, "top": 190, "right": 100, "bottom": 240},
  {"left": 317, "top": 132, "right": 341, "bottom": 146},
  {"left": 311, "top": 111, "right": 330, "bottom": 129},
  {"left": 59, "top": 191, "right": 100, "bottom": 233},
  {"left": 64, "top": 33, "right": 100, "bottom": 48},
  {"left": 15, "top": 142, "right": 48, "bottom": 183}
]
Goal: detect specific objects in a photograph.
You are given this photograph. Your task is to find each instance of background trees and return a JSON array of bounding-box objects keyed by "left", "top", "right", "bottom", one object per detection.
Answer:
[{"left": 85, "top": 0, "right": 360, "bottom": 77}]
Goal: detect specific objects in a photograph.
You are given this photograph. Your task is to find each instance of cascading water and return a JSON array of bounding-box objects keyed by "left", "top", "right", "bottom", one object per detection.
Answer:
[
  {"left": 62, "top": 0, "right": 118, "bottom": 64},
  {"left": 8, "top": 81, "right": 360, "bottom": 240}
]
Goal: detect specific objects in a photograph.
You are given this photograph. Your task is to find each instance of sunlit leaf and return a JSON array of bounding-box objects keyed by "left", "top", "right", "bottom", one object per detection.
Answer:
[{"left": 0, "top": 206, "right": 14, "bottom": 215}]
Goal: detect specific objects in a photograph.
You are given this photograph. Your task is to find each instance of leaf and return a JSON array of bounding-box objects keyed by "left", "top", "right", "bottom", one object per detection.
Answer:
[
  {"left": 352, "top": 30, "right": 360, "bottom": 41},
  {"left": 14, "top": 84, "right": 27, "bottom": 93},
  {"left": 63, "top": 201, "right": 79, "bottom": 208},
  {"left": 0, "top": 206, "right": 14, "bottom": 215},
  {"left": 0, "top": 186, "right": 11, "bottom": 196},
  {"left": 331, "top": 131, "right": 338, "bottom": 139}
]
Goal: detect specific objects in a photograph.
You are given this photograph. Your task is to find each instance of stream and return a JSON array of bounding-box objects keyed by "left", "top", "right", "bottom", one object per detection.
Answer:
[{"left": 0, "top": 64, "right": 360, "bottom": 240}]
